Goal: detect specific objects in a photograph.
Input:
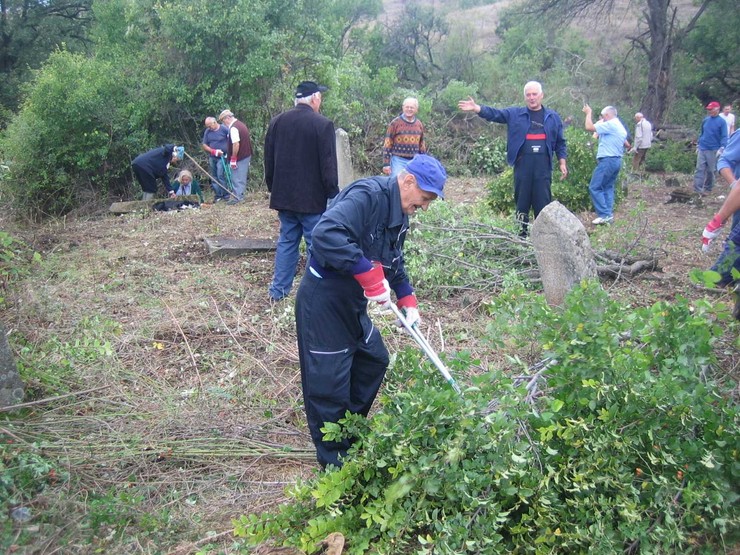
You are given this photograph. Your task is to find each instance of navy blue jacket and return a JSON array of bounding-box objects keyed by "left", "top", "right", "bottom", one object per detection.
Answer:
[
  {"left": 132, "top": 144, "right": 175, "bottom": 190},
  {"left": 309, "top": 176, "right": 413, "bottom": 299},
  {"left": 478, "top": 105, "right": 567, "bottom": 166}
]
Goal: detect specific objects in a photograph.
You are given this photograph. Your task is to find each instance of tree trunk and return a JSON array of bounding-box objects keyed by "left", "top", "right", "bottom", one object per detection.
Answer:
[{"left": 641, "top": 0, "right": 673, "bottom": 125}]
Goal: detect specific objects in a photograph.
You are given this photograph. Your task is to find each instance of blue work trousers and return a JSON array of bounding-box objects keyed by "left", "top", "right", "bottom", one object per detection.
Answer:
[
  {"left": 269, "top": 211, "right": 322, "bottom": 301},
  {"left": 589, "top": 156, "right": 622, "bottom": 219},
  {"left": 295, "top": 269, "right": 389, "bottom": 468}
]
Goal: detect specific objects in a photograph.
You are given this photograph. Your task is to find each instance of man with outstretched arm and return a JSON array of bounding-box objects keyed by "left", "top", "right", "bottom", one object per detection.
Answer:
[
  {"left": 458, "top": 81, "right": 567, "bottom": 237},
  {"left": 295, "top": 153, "right": 447, "bottom": 468}
]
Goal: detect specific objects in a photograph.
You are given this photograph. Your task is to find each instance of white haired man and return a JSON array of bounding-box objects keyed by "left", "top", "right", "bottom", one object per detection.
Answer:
[
  {"left": 264, "top": 81, "right": 339, "bottom": 302},
  {"left": 583, "top": 104, "right": 628, "bottom": 224},
  {"left": 217, "top": 109, "right": 253, "bottom": 205},
  {"left": 630, "top": 112, "right": 653, "bottom": 172},
  {"left": 459, "top": 81, "right": 568, "bottom": 236},
  {"left": 382, "top": 97, "right": 427, "bottom": 178}
]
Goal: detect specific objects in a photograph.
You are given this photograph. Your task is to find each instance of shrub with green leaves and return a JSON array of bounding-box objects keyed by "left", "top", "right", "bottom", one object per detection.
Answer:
[
  {"left": 486, "top": 127, "right": 627, "bottom": 215},
  {"left": 404, "top": 201, "right": 536, "bottom": 298},
  {"left": 644, "top": 139, "right": 696, "bottom": 174},
  {"left": 234, "top": 281, "right": 738, "bottom": 554},
  {"left": 469, "top": 136, "right": 507, "bottom": 175}
]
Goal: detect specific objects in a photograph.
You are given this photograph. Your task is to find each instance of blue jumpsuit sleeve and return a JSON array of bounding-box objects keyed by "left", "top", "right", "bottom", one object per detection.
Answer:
[{"left": 311, "top": 185, "right": 379, "bottom": 274}]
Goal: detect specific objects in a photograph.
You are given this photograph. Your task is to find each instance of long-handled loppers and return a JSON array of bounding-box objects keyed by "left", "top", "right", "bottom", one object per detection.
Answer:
[{"left": 389, "top": 303, "right": 462, "bottom": 395}]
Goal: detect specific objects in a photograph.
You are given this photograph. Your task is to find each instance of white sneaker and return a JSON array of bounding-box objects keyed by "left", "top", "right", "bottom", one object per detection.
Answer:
[{"left": 592, "top": 216, "right": 613, "bottom": 225}]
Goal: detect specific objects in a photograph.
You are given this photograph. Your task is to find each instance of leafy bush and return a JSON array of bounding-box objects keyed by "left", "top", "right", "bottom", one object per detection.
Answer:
[
  {"left": 644, "top": 139, "right": 697, "bottom": 174},
  {"left": 0, "top": 444, "right": 64, "bottom": 551},
  {"left": 436, "top": 80, "right": 479, "bottom": 113},
  {"left": 234, "top": 282, "right": 739, "bottom": 554},
  {"left": 0, "top": 50, "right": 144, "bottom": 219},
  {"left": 486, "top": 127, "right": 627, "bottom": 215},
  {"left": 404, "top": 201, "right": 536, "bottom": 298},
  {"left": 469, "top": 136, "right": 507, "bottom": 175}
]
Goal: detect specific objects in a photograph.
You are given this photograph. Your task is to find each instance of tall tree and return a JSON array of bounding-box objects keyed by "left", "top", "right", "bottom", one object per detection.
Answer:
[
  {"left": 524, "top": 0, "right": 714, "bottom": 124},
  {"left": 0, "top": 0, "right": 93, "bottom": 122}
]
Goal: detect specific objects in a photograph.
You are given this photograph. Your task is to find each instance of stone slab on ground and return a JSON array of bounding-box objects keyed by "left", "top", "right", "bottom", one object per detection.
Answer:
[
  {"left": 204, "top": 236, "right": 277, "bottom": 257},
  {"left": 109, "top": 195, "right": 200, "bottom": 214},
  {"left": 0, "top": 322, "right": 24, "bottom": 408}
]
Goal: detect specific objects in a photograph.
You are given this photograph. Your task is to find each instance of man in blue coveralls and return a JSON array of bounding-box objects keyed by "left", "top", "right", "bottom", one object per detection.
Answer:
[
  {"left": 295, "top": 153, "right": 447, "bottom": 468},
  {"left": 458, "top": 81, "right": 568, "bottom": 237}
]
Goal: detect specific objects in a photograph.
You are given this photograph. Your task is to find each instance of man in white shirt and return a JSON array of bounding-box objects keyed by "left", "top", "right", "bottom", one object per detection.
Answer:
[
  {"left": 630, "top": 112, "right": 653, "bottom": 172},
  {"left": 720, "top": 104, "right": 736, "bottom": 136}
]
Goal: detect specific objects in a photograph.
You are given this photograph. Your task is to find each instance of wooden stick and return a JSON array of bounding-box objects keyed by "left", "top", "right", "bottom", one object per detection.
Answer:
[
  {"left": 183, "top": 151, "right": 237, "bottom": 199},
  {"left": 0, "top": 384, "right": 112, "bottom": 412}
]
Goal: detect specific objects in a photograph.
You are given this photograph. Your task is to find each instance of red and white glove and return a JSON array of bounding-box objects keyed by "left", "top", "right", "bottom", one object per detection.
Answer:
[
  {"left": 396, "top": 294, "right": 420, "bottom": 328},
  {"left": 211, "top": 148, "right": 223, "bottom": 157},
  {"left": 230, "top": 157, "right": 238, "bottom": 170},
  {"left": 702, "top": 214, "right": 724, "bottom": 253},
  {"left": 354, "top": 264, "right": 391, "bottom": 308}
]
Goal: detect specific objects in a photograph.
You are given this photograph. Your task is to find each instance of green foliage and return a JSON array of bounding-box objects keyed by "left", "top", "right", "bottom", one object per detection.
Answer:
[
  {"left": 234, "top": 282, "right": 738, "bottom": 553},
  {"left": 677, "top": 0, "right": 740, "bottom": 103},
  {"left": 436, "top": 80, "right": 479, "bottom": 113},
  {"left": 1, "top": 50, "right": 142, "bottom": 218},
  {"left": 486, "top": 127, "right": 609, "bottom": 214},
  {"left": 0, "top": 443, "right": 65, "bottom": 550},
  {"left": 469, "top": 136, "right": 507, "bottom": 175},
  {"left": 0, "top": 0, "right": 94, "bottom": 126},
  {"left": 0, "top": 232, "right": 41, "bottom": 306},
  {"left": 404, "top": 201, "right": 534, "bottom": 298},
  {"left": 644, "top": 140, "right": 697, "bottom": 174}
]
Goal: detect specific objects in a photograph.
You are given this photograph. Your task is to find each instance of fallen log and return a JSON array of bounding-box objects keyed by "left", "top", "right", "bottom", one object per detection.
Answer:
[{"left": 597, "top": 258, "right": 661, "bottom": 277}]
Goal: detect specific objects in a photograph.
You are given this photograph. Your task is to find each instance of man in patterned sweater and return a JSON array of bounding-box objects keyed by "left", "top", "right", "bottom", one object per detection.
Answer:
[{"left": 382, "top": 97, "right": 427, "bottom": 178}]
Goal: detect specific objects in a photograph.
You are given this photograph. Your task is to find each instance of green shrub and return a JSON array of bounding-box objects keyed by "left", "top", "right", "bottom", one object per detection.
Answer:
[
  {"left": 0, "top": 50, "right": 145, "bottom": 219},
  {"left": 436, "top": 80, "right": 479, "bottom": 113},
  {"left": 644, "top": 139, "right": 696, "bottom": 174},
  {"left": 486, "top": 127, "right": 628, "bottom": 215},
  {"left": 469, "top": 135, "right": 507, "bottom": 175},
  {"left": 234, "top": 282, "right": 739, "bottom": 554},
  {"left": 404, "top": 201, "right": 536, "bottom": 298}
]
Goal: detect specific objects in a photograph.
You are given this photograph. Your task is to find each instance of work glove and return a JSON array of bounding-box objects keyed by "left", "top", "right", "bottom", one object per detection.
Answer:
[
  {"left": 354, "top": 264, "right": 391, "bottom": 308},
  {"left": 396, "top": 294, "right": 420, "bottom": 328},
  {"left": 701, "top": 214, "right": 724, "bottom": 253},
  {"left": 230, "top": 157, "right": 238, "bottom": 170},
  {"left": 211, "top": 148, "right": 223, "bottom": 157}
]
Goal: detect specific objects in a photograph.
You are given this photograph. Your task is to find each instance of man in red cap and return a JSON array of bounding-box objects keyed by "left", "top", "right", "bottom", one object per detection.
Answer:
[{"left": 693, "top": 101, "right": 728, "bottom": 195}]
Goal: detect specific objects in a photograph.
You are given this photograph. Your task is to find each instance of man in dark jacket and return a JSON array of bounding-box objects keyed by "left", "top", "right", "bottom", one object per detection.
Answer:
[
  {"left": 131, "top": 144, "right": 183, "bottom": 200},
  {"left": 295, "top": 153, "right": 447, "bottom": 468},
  {"left": 265, "top": 80, "right": 339, "bottom": 301},
  {"left": 459, "top": 81, "right": 568, "bottom": 236}
]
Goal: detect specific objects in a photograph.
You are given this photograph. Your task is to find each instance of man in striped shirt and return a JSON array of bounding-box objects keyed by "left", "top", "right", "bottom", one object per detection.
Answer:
[{"left": 382, "top": 97, "right": 427, "bottom": 178}]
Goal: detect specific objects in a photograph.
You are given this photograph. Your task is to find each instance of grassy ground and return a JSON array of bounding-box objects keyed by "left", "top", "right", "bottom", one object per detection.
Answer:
[{"left": 0, "top": 172, "right": 737, "bottom": 553}]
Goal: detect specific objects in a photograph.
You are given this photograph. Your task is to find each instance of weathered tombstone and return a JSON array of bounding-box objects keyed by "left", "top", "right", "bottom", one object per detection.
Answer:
[
  {"left": 531, "top": 201, "right": 598, "bottom": 306},
  {"left": 0, "top": 322, "right": 25, "bottom": 408},
  {"left": 203, "top": 236, "right": 277, "bottom": 257},
  {"left": 336, "top": 128, "right": 355, "bottom": 188}
]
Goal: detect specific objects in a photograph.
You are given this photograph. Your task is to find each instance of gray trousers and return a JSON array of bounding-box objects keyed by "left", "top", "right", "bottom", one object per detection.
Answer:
[
  {"left": 693, "top": 149, "right": 718, "bottom": 193},
  {"left": 231, "top": 156, "right": 251, "bottom": 200}
]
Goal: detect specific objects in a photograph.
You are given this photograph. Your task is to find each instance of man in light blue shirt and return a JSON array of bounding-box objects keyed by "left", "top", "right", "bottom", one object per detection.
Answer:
[{"left": 583, "top": 104, "right": 629, "bottom": 224}]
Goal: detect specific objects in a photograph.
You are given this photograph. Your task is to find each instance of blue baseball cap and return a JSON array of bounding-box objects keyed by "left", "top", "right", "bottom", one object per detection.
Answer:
[{"left": 405, "top": 154, "right": 447, "bottom": 199}]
